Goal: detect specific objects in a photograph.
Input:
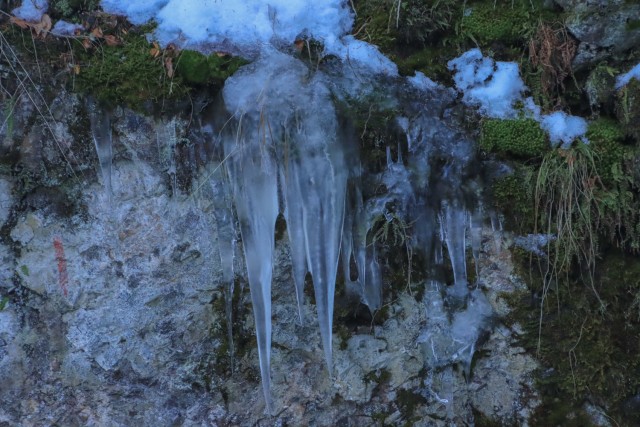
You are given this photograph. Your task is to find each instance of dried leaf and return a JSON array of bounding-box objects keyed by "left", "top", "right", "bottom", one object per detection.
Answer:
[
  {"left": 150, "top": 47, "right": 160, "bottom": 58},
  {"left": 216, "top": 51, "right": 229, "bottom": 57},
  {"left": 33, "top": 14, "right": 52, "bottom": 37},
  {"left": 73, "top": 64, "right": 81, "bottom": 75},
  {"left": 164, "top": 57, "right": 174, "bottom": 78},
  {"left": 103, "top": 35, "right": 120, "bottom": 46},
  {"left": 82, "top": 38, "right": 92, "bottom": 50},
  {"left": 9, "top": 16, "right": 30, "bottom": 30},
  {"left": 91, "top": 27, "right": 104, "bottom": 38},
  {"left": 294, "top": 40, "right": 304, "bottom": 51}
]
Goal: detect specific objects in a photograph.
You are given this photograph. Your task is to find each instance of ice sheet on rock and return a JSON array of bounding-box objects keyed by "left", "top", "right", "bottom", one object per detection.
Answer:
[
  {"left": 87, "top": 97, "right": 113, "bottom": 198},
  {"left": 418, "top": 282, "right": 493, "bottom": 379}
]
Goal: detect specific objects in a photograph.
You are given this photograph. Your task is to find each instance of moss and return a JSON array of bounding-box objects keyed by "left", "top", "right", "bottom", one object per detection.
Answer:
[
  {"left": 616, "top": 79, "right": 640, "bottom": 143},
  {"left": 459, "top": 0, "right": 539, "bottom": 46},
  {"left": 627, "top": 19, "right": 640, "bottom": 32},
  {"left": 74, "top": 30, "right": 189, "bottom": 109},
  {"left": 479, "top": 118, "right": 548, "bottom": 158},
  {"left": 586, "top": 118, "right": 626, "bottom": 184},
  {"left": 396, "top": 388, "right": 427, "bottom": 421},
  {"left": 50, "top": 0, "right": 100, "bottom": 19},
  {"left": 507, "top": 250, "right": 640, "bottom": 425},
  {"left": 492, "top": 165, "right": 536, "bottom": 233},
  {"left": 175, "top": 50, "right": 247, "bottom": 85}
]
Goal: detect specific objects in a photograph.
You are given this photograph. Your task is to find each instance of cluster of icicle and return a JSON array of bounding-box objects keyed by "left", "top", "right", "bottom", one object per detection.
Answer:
[
  {"left": 201, "top": 50, "right": 485, "bottom": 413},
  {"left": 89, "top": 49, "right": 491, "bottom": 415}
]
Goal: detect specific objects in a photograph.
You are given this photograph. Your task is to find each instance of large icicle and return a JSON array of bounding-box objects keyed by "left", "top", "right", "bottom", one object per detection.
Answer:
[{"left": 224, "top": 131, "right": 279, "bottom": 414}]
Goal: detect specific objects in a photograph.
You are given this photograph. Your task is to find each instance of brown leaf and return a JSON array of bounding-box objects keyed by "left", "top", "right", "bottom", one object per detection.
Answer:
[
  {"left": 103, "top": 35, "right": 120, "bottom": 46},
  {"left": 294, "top": 40, "right": 304, "bottom": 52},
  {"left": 82, "top": 38, "right": 92, "bottom": 50},
  {"left": 73, "top": 64, "right": 81, "bottom": 75},
  {"left": 33, "top": 14, "right": 52, "bottom": 37},
  {"left": 9, "top": 16, "right": 30, "bottom": 30},
  {"left": 215, "top": 51, "right": 229, "bottom": 57},
  {"left": 91, "top": 27, "right": 104, "bottom": 38},
  {"left": 164, "top": 57, "right": 174, "bottom": 78}
]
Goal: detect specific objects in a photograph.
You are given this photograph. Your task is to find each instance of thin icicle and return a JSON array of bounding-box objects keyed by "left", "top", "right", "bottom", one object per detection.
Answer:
[
  {"left": 209, "top": 162, "right": 237, "bottom": 368},
  {"left": 470, "top": 206, "right": 483, "bottom": 278},
  {"left": 87, "top": 97, "right": 113, "bottom": 197},
  {"left": 280, "top": 155, "right": 308, "bottom": 324},
  {"left": 441, "top": 201, "right": 468, "bottom": 298}
]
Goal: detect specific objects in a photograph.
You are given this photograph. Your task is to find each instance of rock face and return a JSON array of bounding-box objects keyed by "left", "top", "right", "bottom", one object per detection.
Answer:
[
  {"left": 554, "top": 0, "right": 640, "bottom": 69},
  {"left": 0, "top": 87, "right": 539, "bottom": 426}
]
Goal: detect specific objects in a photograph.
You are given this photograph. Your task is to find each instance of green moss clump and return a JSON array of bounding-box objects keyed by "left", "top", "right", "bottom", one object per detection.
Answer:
[
  {"left": 75, "top": 32, "right": 189, "bottom": 109},
  {"left": 460, "top": 1, "right": 537, "bottom": 46},
  {"left": 50, "top": 0, "right": 100, "bottom": 19},
  {"left": 492, "top": 165, "right": 536, "bottom": 233},
  {"left": 586, "top": 118, "right": 626, "bottom": 184},
  {"left": 480, "top": 118, "right": 548, "bottom": 158},
  {"left": 175, "top": 50, "right": 247, "bottom": 85}
]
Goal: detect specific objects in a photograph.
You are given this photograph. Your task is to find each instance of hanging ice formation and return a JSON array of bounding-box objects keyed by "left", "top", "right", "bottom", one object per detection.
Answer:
[
  {"left": 201, "top": 47, "right": 493, "bottom": 413},
  {"left": 87, "top": 96, "right": 113, "bottom": 197}
]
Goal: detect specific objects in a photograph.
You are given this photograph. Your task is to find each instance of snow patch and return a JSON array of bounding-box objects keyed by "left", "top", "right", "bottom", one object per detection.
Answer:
[
  {"left": 12, "top": 0, "right": 48, "bottom": 21},
  {"left": 540, "top": 111, "right": 588, "bottom": 149},
  {"left": 616, "top": 62, "right": 640, "bottom": 89}
]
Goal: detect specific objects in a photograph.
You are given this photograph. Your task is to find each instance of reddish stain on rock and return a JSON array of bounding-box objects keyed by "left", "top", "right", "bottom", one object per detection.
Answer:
[{"left": 53, "top": 237, "right": 68, "bottom": 297}]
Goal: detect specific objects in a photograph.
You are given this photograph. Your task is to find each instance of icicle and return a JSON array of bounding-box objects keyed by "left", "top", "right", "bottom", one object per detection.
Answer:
[
  {"left": 280, "top": 157, "right": 308, "bottom": 324},
  {"left": 225, "top": 131, "right": 279, "bottom": 414},
  {"left": 156, "top": 119, "right": 179, "bottom": 196},
  {"left": 441, "top": 201, "right": 468, "bottom": 298},
  {"left": 87, "top": 97, "right": 112, "bottom": 197},
  {"left": 469, "top": 206, "right": 483, "bottom": 279},
  {"left": 209, "top": 162, "right": 237, "bottom": 368},
  {"left": 295, "top": 138, "right": 347, "bottom": 374}
]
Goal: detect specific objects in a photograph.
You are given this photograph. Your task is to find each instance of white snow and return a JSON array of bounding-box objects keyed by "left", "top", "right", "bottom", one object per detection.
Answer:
[
  {"left": 616, "top": 62, "right": 640, "bottom": 89},
  {"left": 447, "top": 48, "right": 526, "bottom": 119},
  {"left": 449, "top": 49, "right": 589, "bottom": 147},
  {"left": 11, "top": 0, "right": 48, "bottom": 21},
  {"left": 540, "top": 111, "right": 588, "bottom": 149},
  {"left": 51, "top": 20, "right": 84, "bottom": 36},
  {"left": 408, "top": 71, "right": 439, "bottom": 91}
]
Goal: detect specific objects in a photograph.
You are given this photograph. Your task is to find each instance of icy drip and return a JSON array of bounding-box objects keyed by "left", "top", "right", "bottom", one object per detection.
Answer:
[
  {"left": 87, "top": 97, "right": 113, "bottom": 197},
  {"left": 470, "top": 206, "right": 483, "bottom": 278},
  {"left": 156, "top": 118, "right": 179, "bottom": 196},
  {"left": 441, "top": 201, "right": 468, "bottom": 298},
  {"left": 280, "top": 152, "right": 308, "bottom": 324},
  {"left": 223, "top": 129, "right": 279, "bottom": 414},
  {"left": 208, "top": 163, "right": 237, "bottom": 367}
]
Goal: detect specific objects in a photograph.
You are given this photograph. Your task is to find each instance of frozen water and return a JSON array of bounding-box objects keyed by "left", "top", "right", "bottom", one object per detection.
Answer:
[{"left": 87, "top": 97, "right": 113, "bottom": 198}]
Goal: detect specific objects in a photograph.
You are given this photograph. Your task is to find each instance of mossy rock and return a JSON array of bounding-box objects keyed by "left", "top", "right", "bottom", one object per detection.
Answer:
[
  {"left": 175, "top": 50, "right": 247, "bottom": 85},
  {"left": 479, "top": 118, "right": 547, "bottom": 158},
  {"left": 585, "top": 63, "right": 617, "bottom": 112}
]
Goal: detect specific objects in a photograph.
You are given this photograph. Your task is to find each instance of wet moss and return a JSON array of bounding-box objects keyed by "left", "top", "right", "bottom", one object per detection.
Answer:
[
  {"left": 479, "top": 118, "right": 548, "bottom": 158},
  {"left": 459, "top": 0, "right": 540, "bottom": 46},
  {"left": 74, "top": 30, "right": 189, "bottom": 110},
  {"left": 175, "top": 50, "right": 247, "bottom": 86},
  {"left": 616, "top": 79, "right": 640, "bottom": 143}
]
